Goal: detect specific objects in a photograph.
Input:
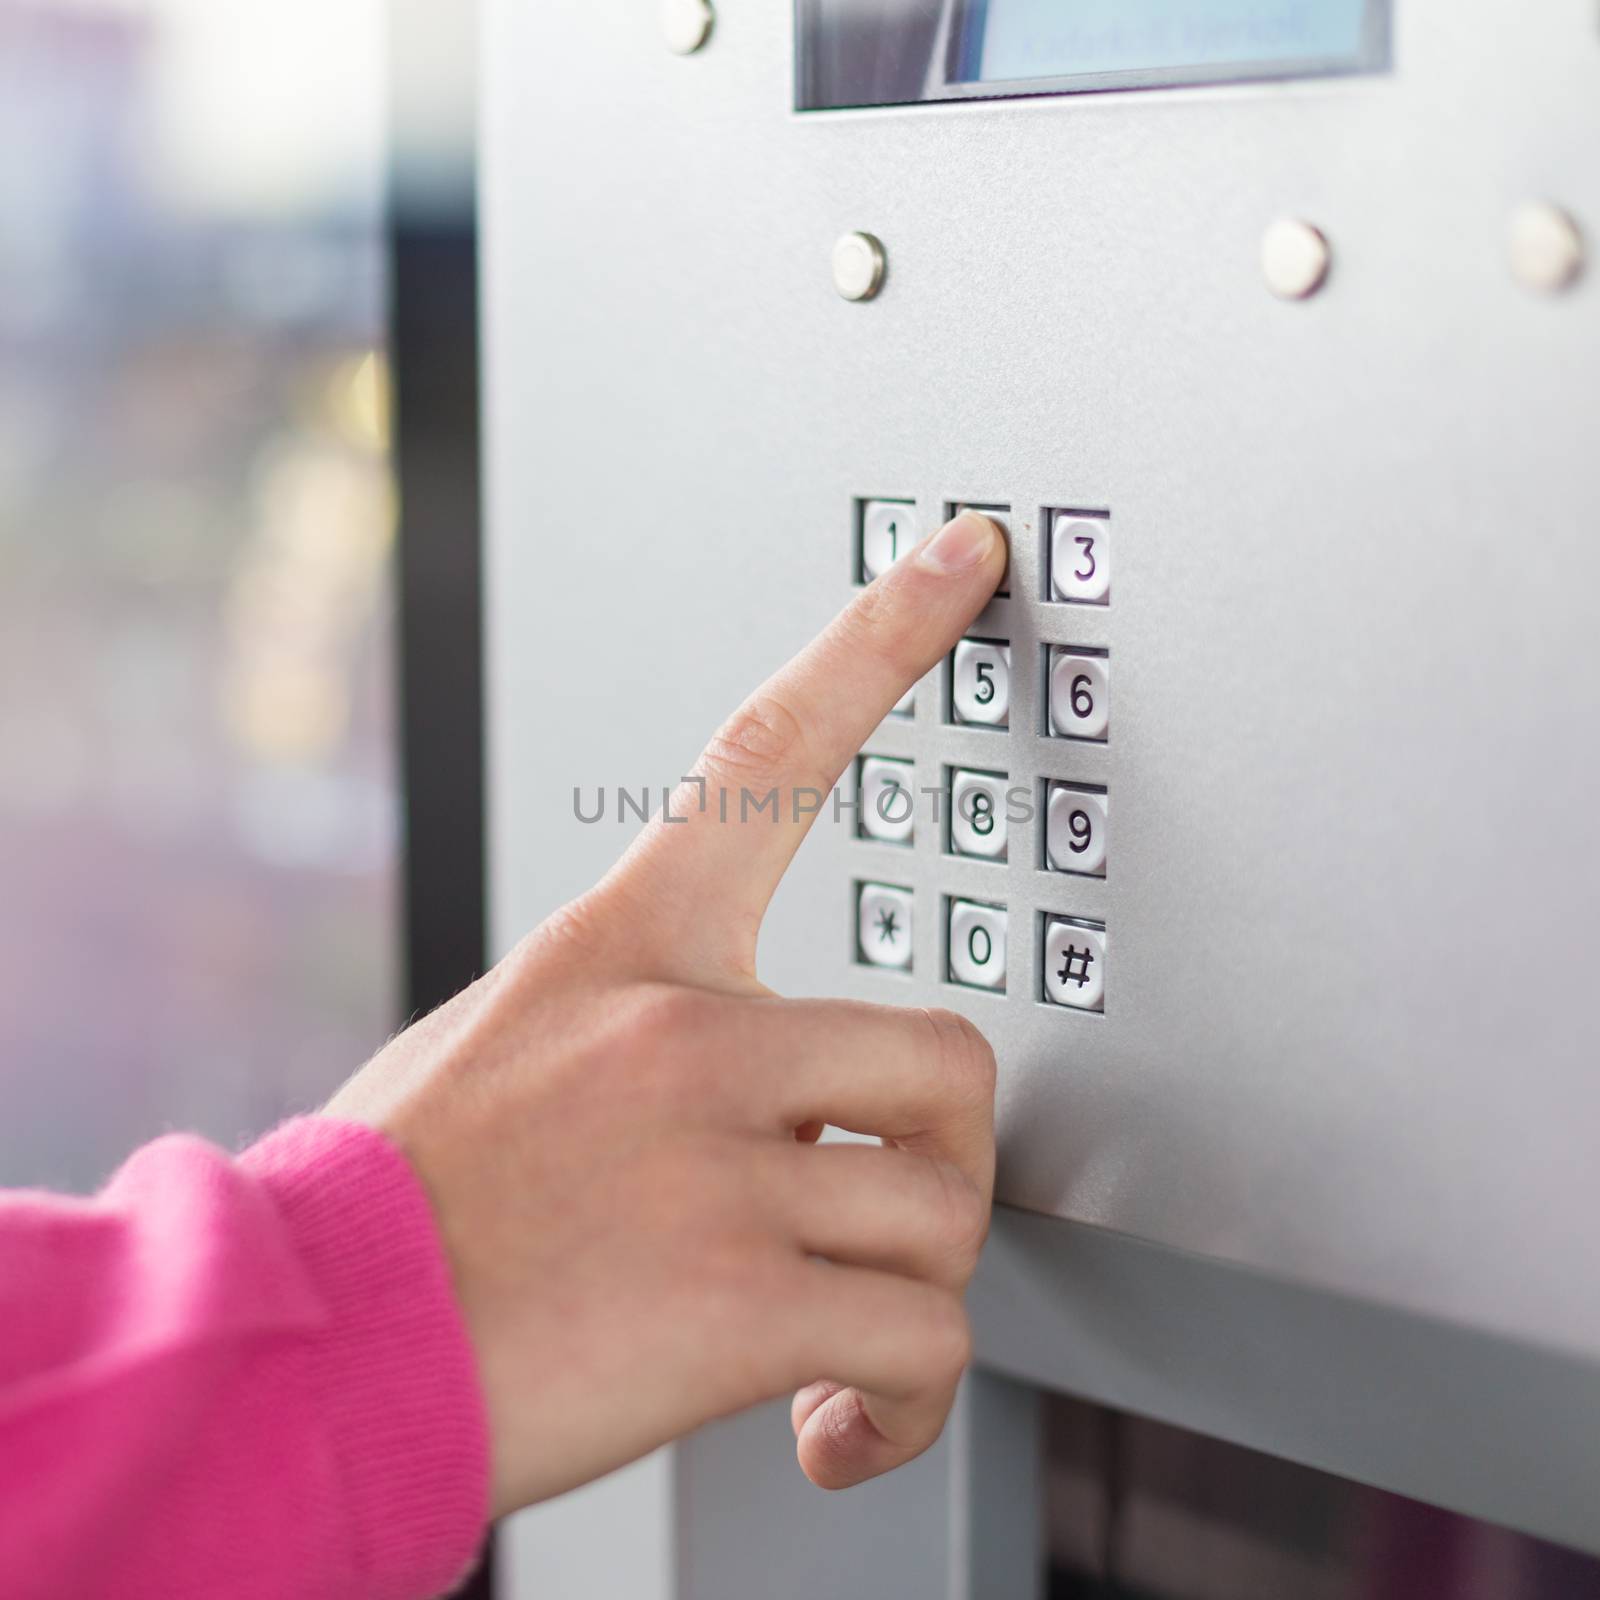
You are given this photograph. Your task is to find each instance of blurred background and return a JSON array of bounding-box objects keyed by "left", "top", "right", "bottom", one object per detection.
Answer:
[{"left": 0, "top": 0, "right": 477, "bottom": 1190}]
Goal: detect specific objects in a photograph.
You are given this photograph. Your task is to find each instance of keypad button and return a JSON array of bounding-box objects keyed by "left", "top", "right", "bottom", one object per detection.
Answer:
[
  {"left": 952, "top": 640, "right": 1011, "bottom": 728},
  {"left": 861, "top": 500, "right": 916, "bottom": 582},
  {"left": 858, "top": 756, "right": 915, "bottom": 845},
  {"left": 1042, "top": 918, "right": 1106, "bottom": 1011},
  {"left": 1048, "top": 650, "right": 1109, "bottom": 742},
  {"left": 953, "top": 505, "right": 1011, "bottom": 596},
  {"left": 1050, "top": 514, "right": 1110, "bottom": 605},
  {"left": 950, "top": 768, "right": 1008, "bottom": 860},
  {"left": 858, "top": 883, "right": 914, "bottom": 970},
  {"left": 1046, "top": 785, "right": 1107, "bottom": 877},
  {"left": 949, "top": 900, "right": 1007, "bottom": 991}
]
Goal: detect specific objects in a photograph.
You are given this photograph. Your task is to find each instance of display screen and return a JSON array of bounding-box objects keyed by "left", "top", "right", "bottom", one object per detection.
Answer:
[
  {"left": 961, "top": 0, "right": 1370, "bottom": 84},
  {"left": 797, "top": 0, "right": 1387, "bottom": 111}
]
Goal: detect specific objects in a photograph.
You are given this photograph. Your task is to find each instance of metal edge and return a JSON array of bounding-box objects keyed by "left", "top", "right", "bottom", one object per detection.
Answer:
[{"left": 972, "top": 1203, "right": 1600, "bottom": 1557}]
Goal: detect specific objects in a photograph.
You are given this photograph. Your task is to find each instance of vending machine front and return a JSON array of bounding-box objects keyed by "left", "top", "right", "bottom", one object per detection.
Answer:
[{"left": 482, "top": 2, "right": 1600, "bottom": 1593}]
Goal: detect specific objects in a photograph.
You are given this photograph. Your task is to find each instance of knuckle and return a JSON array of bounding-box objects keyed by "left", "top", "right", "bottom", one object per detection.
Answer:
[
  {"left": 921, "top": 1297, "right": 974, "bottom": 1386},
  {"left": 921, "top": 1008, "right": 998, "bottom": 1102},
  {"left": 841, "top": 575, "right": 894, "bottom": 635},
  {"left": 700, "top": 1245, "right": 804, "bottom": 1396},
  {"left": 617, "top": 983, "right": 714, "bottom": 1053},
  {"left": 698, "top": 693, "right": 813, "bottom": 793},
  {"left": 530, "top": 894, "right": 607, "bottom": 962},
  {"left": 933, "top": 1161, "right": 991, "bottom": 1271},
  {"left": 838, "top": 584, "right": 917, "bottom": 675}
]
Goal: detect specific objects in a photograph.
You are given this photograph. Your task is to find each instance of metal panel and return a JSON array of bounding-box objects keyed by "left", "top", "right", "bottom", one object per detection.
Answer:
[
  {"left": 973, "top": 1205, "right": 1600, "bottom": 1556},
  {"left": 674, "top": 1400, "right": 951, "bottom": 1599},
  {"left": 947, "top": 1370, "right": 1044, "bottom": 1600},
  {"left": 672, "top": 1375, "right": 1041, "bottom": 1600},
  {"left": 482, "top": 0, "right": 1600, "bottom": 1561},
  {"left": 499, "top": 1455, "right": 672, "bottom": 1600}
]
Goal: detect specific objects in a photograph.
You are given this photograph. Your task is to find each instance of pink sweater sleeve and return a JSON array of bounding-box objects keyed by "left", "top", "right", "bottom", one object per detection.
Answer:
[{"left": 0, "top": 1118, "right": 490, "bottom": 1600}]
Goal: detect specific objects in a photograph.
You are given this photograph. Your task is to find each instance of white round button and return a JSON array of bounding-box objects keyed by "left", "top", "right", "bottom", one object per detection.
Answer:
[
  {"left": 857, "top": 883, "right": 913, "bottom": 970},
  {"left": 1048, "top": 651, "right": 1109, "bottom": 742},
  {"left": 1261, "top": 218, "right": 1330, "bottom": 300},
  {"left": 662, "top": 0, "right": 713, "bottom": 54},
  {"left": 1509, "top": 202, "right": 1584, "bottom": 295},
  {"left": 859, "top": 757, "right": 915, "bottom": 845},
  {"left": 951, "top": 640, "right": 1010, "bottom": 728},
  {"left": 1046, "top": 785, "right": 1107, "bottom": 877},
  {"left": 949, "top": 901, "right": 1007, "bottom": 992},
  {"left": 1050, "top": 514, "right": 1111, "bottom": 605},
  {"left": 1042, "top": 919, "right": 1106, "bottom": 1012},
  {"left": 860, "top": 500, "right": 915, "bottom": 581},
  {"left": 950, "top": 769, "right": 1008, "bottom": 860},
  {"left": 832, "top": 232, "right": 886, "bottom": 302}
]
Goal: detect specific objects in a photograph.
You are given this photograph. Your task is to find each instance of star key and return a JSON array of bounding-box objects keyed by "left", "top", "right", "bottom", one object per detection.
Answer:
[{"left": 857, "top": 884, "right": 913, "bottom": 972}]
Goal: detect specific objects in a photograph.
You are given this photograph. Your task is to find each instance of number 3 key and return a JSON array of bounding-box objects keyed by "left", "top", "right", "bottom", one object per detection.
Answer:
[{"left": 1050, "top": 513, "right": 1110, "bottom": 605}]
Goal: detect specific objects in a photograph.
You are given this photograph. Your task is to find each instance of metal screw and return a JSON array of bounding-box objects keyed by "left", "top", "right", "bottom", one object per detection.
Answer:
[
  {"left": 662, "top": 0, "right": 713, "bottom": 55},
  {"left": 1508, "top": 202, "right": 1584, "bottom": 294},
  {"left": 832, "top": 232, "right": 887, "bottom": 302},
  {"left": 1261, "top": 218, "right": 1331, "bottom": 300}
]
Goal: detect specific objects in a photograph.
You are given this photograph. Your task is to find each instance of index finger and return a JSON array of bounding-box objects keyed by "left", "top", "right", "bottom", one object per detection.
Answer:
[{"left": 613, "top": 511, "right": 1006, "bottom": 977}]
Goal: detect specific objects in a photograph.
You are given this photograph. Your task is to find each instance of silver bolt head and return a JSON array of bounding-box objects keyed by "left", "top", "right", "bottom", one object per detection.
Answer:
[
  {"left": 1509, "top": 202, "right": 1584, "bottom": 295},
  {"left": 662, "top": 0, "right": 713, "bottom": 55},
  {"left": 832, "top": 232, "right": 886, "bottom": 302},
  {"left": 1261, "top": 217, "right": 1331, "bottom": 300}
]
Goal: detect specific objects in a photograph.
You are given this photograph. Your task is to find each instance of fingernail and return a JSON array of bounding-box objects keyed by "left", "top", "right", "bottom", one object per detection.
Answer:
[{"left": 918, "top": 511, "right": 999, "bottom": 575}]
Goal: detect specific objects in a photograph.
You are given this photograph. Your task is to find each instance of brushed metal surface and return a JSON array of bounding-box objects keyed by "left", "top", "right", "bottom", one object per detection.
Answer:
[{"left": 483, "top": 0, "right": 1600, "bottom": 1554}]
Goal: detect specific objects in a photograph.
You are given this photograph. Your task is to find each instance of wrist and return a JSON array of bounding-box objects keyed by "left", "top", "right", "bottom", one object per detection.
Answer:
[{"left": 242, "top": 1119, "right": 493, "bottom": 1595}]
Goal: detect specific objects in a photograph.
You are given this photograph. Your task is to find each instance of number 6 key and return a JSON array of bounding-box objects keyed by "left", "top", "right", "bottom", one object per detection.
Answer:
[{"left": 1047, "top": 648, "right": 1109, "bottom": 742}]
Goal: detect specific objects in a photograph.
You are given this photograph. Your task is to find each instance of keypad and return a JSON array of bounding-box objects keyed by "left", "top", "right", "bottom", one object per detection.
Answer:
[
  {"left": 949, "top": 900, "right": 1007, "bottom": 991},
  {"left": 859, "top": 499, "right": 917, "bottom": 582},
  {"left": 857, "top": 883, "right": 914, "bottom": 970},
  {"left": 1050, "top": 513, "right": 1110, "bottom": 605},
  {"left": 1047, "top": 649, "right": 1109, "bottom": 742},
  {"left": 849, "top": 496, "right": 1116, "bottom": 1015},
  {"left": 951, "top": 639, "right": 1011, "bottom": 728},
  {"left": 858, "top": 756, "right": 915, "bottom": 845},
  {"left": 1042, "top": 918, "right": 1106, "bottom": 1011},
  {"left": 1045, "top": 784, "right": 1107, "bottom": 877},
  {"left": 950, "top": 768, "right": 1008, "bottom": 861}
]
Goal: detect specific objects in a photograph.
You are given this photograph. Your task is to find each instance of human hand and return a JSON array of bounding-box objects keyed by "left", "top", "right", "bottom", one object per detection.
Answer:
[{"left": 326, "top": 510, "right": 1007, "bottom": 1516}]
